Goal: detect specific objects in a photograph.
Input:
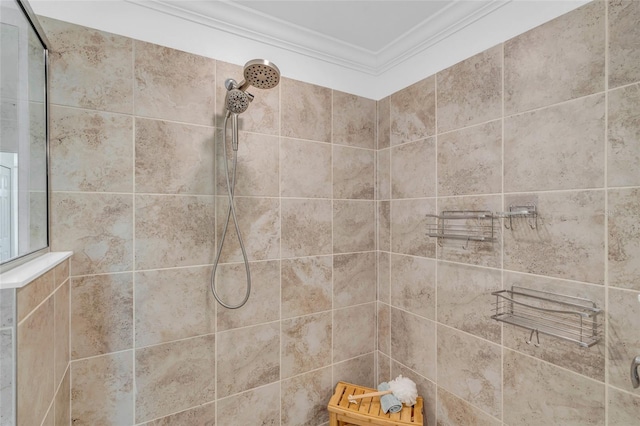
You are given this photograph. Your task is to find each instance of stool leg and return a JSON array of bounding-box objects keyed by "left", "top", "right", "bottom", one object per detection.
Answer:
[{"left": 329, "top": 412, "right": 338, "bottom": 426}]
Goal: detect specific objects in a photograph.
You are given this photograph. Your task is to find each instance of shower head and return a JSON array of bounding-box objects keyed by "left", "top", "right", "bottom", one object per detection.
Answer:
[
  {"left": 237, "top": 59, "right": 280, "bottom": 91},
  {"left": 225, "top": 88, "right": 251, "bottom": 114}
]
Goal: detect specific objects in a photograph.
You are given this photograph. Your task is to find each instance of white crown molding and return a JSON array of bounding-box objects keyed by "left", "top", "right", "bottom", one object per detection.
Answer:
[
  {"left": 30, "top": 0, "right": 589, "bottom": 99},
  {"left": 129, "top": 0, "right": 379, "bottom": 73},
  {"left": 130, "top": 0, "right": 515, "bottom": 76},
  {"left": 375, "top": 0, "right": 510, "bottom": 73}
]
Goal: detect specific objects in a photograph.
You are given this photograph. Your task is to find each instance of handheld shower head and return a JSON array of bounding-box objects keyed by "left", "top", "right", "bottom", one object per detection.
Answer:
[
  {"left": 238, "top": 59, "right": 280, "bottom": 91},
  {"left": 225, "top": 88, "right": 250, "bottom": 114}
]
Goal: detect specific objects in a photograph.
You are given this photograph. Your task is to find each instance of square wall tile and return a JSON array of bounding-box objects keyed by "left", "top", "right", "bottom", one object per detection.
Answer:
[
  {"left": 216, "top": 322, "right": 280, "bottom": 398},
  {"left": 377, "top": 252, "right": 390, "bottom": 304},
  {"left": 378, "top": 352, "right": 391, "bottom": 384},
  {"left": 216, "top": 60, "right": 280, "bottom": 134},
  {"left": 135, "top": 335, "right": 216, "bottom": 423},
  {"left": 333, "top": 145, "right": 375, "bottom": 200},
  {"left": 281, "top": 256, "right": 332, "bottom": 318},
  {"left": 216, "top": 196, "right": 279, "bottom": 263},
  {"left": 0, "top": 328, "right": 13, "bottom": 425},
  {"left": 503, "top": 349, "right": 605, "bottom": 425},
  {"left": 390, "top": 307, "right": 436, "bottom": 380},
  {"left": 376, "top": 148, "right": 391, "bottom": 200},
  {"left": 608, "top": 83, "right": 640, "bottom": 187},
  {"left": 281, "top": 367, "right": 333, "bottom": 426},
  {"left": 437, "top": 388, "right": 501, "bottom": 426},
  {"left": 437, "top": 325, "right": 502, "bottom": 418},
  {"left": 607, "top": 387, "right": 640, "bottom": 426},
  {"left": 71, "top": 351, "right": 133, "bottom": 426},
  {"left": 608, "top": 188, "right": 640, "bottom": 291},
  {"left": 390, "top": 254, "right": 435, "bottom": 319},
  {"left": 504, "top": 191, "right": 605, "bottom": 285},
  {"left": 333, "top": 303, "right": 376, "bottom": 362},
  {"left": 281, "top": 78, "right": 331, "bottom": 142},
  {"left": 281, "top": 312, "right": 332, "bottom": 378},
  {"left": 377, "top": 96, "right": 391, "bottom": 150},
  {"left": 390, "top": 198, "right": 436, "bottom": 258},
  {"left": 333, "top": 200, "right": 375, "bottom": 253},
  {"left": 216, "top": 260, "right": 279, "bottom": 330},
  {"left": 438, "top": 120, "right": 502, "bottom": 196},
  {"left": 50, "top": 106, "right": 133, "bottom": 192},
  {"left": 17, "top": 298, "right": 54, "bottom": 426},
  {"left": 378, "top": 201, "right": 390, "bottom": 252},
  {"left": 281, "top": 199, "right": 332, "bottom": 258},
  {"left": 391, "top": 138, "right": 435, "bottom": 199},
  {"left": 71, "top": 274, "right": 133, "bottom": 359},
  {"left": 333, "top": 353, "right": 376, "bottom": 389},
  {"left": 0, "top": 288, "right": 14, "bottom": 327},
  {"left": 333, "top": 91, "right": 375, "bottom": 149},
  {"left": 437, "top": 45, "right": 502, "bottom": 133},
  {"left": 217, "top": 383, "right": 280, "bottom": 426},
  {"left": 54, "top": 368, "right": 70, "bottom": 426},
  {"left": 54, "top": 281, "right": 70, "bottom": 386},
  {"left": 135, "top": 266, "right": 215, "bottom": 347},
  {"left": 607, "top": 288, "right": 640, "bottom": 391},
  {"left": 505, "top": 94, "right": 605, "bottom": 192},
  {"left": 51, "top": 192, "right": 133, "bottom": 276},
  {"left": 280, "top": 138, "right": 331, "bottom": 198},
  {"left": 54, "top": 259, "right": 70, "bottom": 288},
  {"left": 217, "top": 130, "right": 279, "bottom": 197},
  {"left": 135, "top": 195, "right": 214, "bottom": 269},
  {"left": 437, "top": 262, "right": 501, "bottom": 343},
  {"left": 16, "top": 268, "right": 53, "bottom": 323},
  {"left": 377, "top": 302, "right": 390, "bottom": 355},
  {"left": 333, "top": 252, "right": 376, "bottom": 309},
  {"left": 136, "top": 118, "right": 215, "bottom": 195},
  {"left": 390, "top": 76, "right": 436, "bottom": 145},
  {"left": 42, "top": 17, "right": 133, "bottom": 113},
  {"left": 134, "top": 41, "right": 216, "bottom": 125},
  {"left": 504, "top": 1, "right": 605, "bottom": 114},
  {"left": 609, "top": 0, "right": 640, "bottom": 88}
]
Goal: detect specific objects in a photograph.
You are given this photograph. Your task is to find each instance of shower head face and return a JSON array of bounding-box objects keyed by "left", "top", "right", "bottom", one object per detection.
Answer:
[
  {"left": 225, "top": 88, "right": 250, "bottom": 114},
  {"left": 242, "top": 59, "right": 280, "bottom": 90}
]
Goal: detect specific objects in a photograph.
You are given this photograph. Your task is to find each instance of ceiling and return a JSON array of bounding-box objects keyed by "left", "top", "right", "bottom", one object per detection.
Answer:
[{"left": 30, "top": 0, "right": 588, "bottom": 99}]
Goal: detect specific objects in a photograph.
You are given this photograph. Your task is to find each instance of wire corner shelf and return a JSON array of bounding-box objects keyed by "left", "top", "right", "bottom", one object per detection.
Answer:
[
  {"left": 426, "top": 210, "right": 495, "bottom": 247},
  {"left": 491, "top": 286, "right": 602, "bottom": 348}
]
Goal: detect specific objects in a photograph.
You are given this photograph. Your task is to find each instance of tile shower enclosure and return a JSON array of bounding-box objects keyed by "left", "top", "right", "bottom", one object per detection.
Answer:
[{"left": 17, "top": 1, "right": 640, "bottom": 425}]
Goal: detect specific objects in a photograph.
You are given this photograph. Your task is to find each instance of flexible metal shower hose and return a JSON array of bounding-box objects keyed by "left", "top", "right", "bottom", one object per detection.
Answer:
[{"left": 210, "top": 113, "right": 252, "bottom": 309}]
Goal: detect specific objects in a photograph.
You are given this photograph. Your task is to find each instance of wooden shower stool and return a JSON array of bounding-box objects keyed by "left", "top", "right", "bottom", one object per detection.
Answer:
[{"left": 328, "top": 381, "right": 425, "bottom": 426}]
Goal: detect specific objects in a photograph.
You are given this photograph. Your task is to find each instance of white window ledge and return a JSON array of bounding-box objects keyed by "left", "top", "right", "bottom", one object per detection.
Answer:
[{"left": 0, "top": 252, "right": 73, "bottom": 289}]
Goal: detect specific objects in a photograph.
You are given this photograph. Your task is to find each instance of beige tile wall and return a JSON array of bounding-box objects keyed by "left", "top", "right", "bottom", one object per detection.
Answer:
[
  {"left": 377, "top": 2, "right": 640, "bottom": 425},
  {"left": 28, "top": 1, "right": 638, "bottom": 425},
  {"left": 42, "top": 14, "right": 376, "bottom": 425},
  {"left": 11, "top": 260, "right": 70, "bottom": 426}
]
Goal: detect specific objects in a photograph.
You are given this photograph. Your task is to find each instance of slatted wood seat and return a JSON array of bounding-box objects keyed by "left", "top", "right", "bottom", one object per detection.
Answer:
[{"left": 328, "top": 381, "right": 425, "bottom": 426}]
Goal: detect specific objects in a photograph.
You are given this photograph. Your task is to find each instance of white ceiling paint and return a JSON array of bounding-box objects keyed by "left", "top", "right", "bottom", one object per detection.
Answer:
[{"left": 30, "top": 0, "right": 588, "bottom": 100}]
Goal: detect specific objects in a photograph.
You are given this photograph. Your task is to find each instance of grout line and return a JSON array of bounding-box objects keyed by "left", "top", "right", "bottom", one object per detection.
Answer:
[
  {"left": 500, "top": 39, "right": 506, "bottom": 425},
  {"left": 136, "top": 400, "right": 216, "bottom": 426},
  {"left": 603, "top": 3, "right": 610, "bottom": 424},
  {"left": 213, "top": 59, "right": 219, "bottom": 426},
  {"left": 433, "top": 71, "right": 439, "bottom": 425},
  {"left": 330, "top": 88, "right": 335, "bottom": 391},
  {"left": 131, "top": 60, "right": 137, "bottom": 423},
  {"left": 67, "top": 269, "right": 72, "bottom": 425},
  {"left": 278, "top": 77, "right": 283, "bottom": 426}
]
